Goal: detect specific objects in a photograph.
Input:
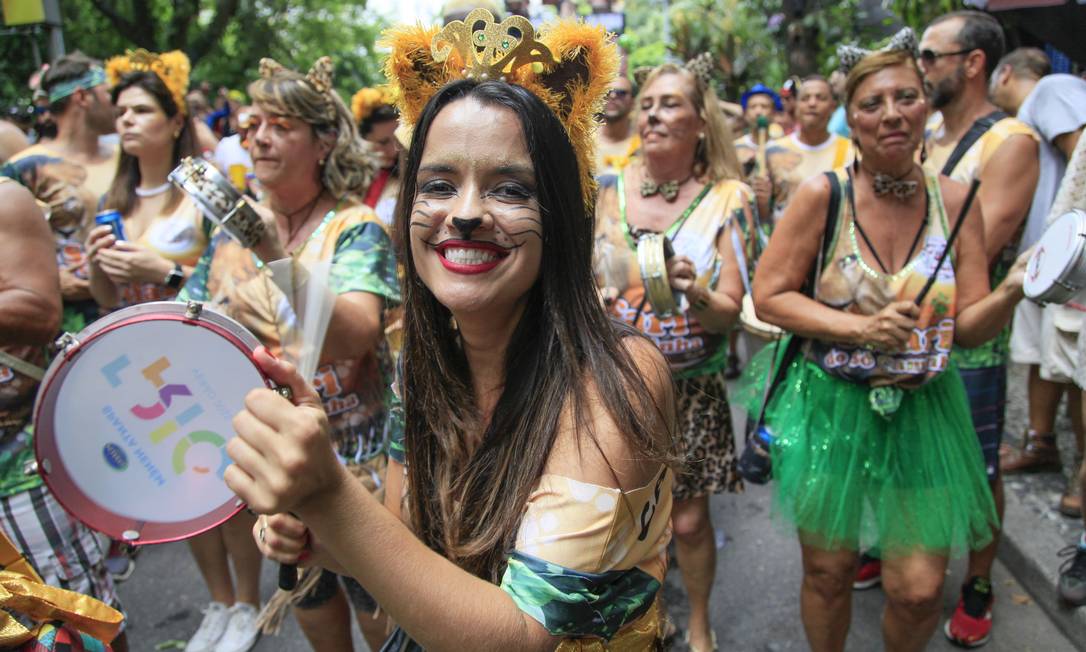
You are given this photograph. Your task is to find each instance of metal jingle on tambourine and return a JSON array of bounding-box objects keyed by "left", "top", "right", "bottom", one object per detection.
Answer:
[
  {"left": 169, "top": 156, "right": 266, "bottom": 250},
  {"left": 637, "top": 232, "right": 680, "bottom": 317}
]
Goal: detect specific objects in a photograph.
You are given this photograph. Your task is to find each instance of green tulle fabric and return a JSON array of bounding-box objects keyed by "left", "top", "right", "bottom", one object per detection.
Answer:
[{"left": 739, "top": 345, "right": 997, "bottom": 558}]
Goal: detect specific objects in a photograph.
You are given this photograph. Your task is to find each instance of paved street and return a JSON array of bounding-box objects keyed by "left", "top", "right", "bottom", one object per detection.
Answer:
[
  {"left": 115, "top": 486, "right": 1079, "bottom": 651},
  {"left": 114, "top": 363, "right": 1083, "bottom": 651}
]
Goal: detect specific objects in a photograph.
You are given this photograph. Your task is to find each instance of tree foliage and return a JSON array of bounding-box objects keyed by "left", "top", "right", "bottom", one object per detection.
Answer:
[
  {"left": 0, "top": 0, "right": 389, "bottom": 109},
  {"left": 621, "top": 0, "right": 969, "bottom": 101}
]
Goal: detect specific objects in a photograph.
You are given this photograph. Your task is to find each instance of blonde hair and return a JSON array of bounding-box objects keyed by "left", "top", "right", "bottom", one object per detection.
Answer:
[
  {"left": 638, "top": 64, "right": 741, "bottom": 183},
  {"left": 248, "top": 71, "right": 376, "bottom": 197}
]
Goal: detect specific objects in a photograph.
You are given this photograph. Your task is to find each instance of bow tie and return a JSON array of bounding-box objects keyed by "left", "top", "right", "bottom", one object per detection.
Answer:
[
  {"left": 872, "top": 173, "right": 919, "bottom": 201},
  {"left": 640, "top": 178, "right": 682, "bottom": 201}
]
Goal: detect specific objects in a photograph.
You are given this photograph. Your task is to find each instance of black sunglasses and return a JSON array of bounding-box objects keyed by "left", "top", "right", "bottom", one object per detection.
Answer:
[
  {"left": 919, "top": 47, "right": 974, "bottom": 64},
  {"left": 607, "top": 89, "right": 631, "bottom": 99}
]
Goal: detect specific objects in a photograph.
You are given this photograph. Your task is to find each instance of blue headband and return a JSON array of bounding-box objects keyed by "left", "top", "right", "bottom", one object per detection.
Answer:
[{"left": 47, "top": 67, "right": 106, "bottom": 105}]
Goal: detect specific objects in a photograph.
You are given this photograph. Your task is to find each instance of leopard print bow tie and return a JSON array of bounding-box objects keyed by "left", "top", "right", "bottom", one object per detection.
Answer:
[
  {"left": 872, "top": 172, "right": 918, "bottom": 201},
  {"left": 640, "top": 179, "right": 682, "bottom": 201}
]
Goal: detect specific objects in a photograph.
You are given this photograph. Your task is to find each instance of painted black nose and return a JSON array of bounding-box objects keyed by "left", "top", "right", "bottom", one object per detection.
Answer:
[{"left": 452, "top": 217, "right": 483, "bottom": 238}]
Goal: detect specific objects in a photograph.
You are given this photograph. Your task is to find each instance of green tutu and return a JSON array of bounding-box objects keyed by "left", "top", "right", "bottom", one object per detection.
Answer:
[{"left": 739, "top": 344, "right": 997, "bottom": 558}]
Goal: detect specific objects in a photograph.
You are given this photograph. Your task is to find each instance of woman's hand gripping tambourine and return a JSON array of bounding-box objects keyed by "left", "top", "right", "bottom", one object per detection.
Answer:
[
  {"left": 168, "top": 157, "right": 267, "bottom": 249},
  {"left": 636, "top": 232, "right": 688, "bottom": 317},
  {"left": 32, "top": 301, "right": 294, "bottom": 548}
]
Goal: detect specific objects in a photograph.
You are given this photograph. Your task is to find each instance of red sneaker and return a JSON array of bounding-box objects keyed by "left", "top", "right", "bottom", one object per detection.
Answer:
[
  {"left": 944, "top": 576, "right": 994, "bottom": 648},
  {"left": 853, "top": 552, "right": 881, "bottom": 590}
]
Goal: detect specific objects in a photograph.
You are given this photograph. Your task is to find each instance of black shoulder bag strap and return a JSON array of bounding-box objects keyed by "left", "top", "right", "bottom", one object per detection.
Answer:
[
  {"left": 940, "top": 110, "right": 1008, "bottom": 177},
  {"left": 750, "top": 171, "right": 841, "bottom": 429}
]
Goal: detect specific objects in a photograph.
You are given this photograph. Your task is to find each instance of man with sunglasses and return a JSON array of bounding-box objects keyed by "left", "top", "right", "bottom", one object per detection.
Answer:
[
  {"left": 919, "top": 10, "right": 1040, "bottom": 648},
  {"left": 595, "top": 75, "right": 639, "bottom": 181}
]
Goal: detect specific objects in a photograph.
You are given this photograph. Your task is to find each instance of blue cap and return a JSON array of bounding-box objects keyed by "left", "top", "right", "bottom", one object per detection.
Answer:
[{"left": 741, "top": 83, "right": 783, "bottom": 111}]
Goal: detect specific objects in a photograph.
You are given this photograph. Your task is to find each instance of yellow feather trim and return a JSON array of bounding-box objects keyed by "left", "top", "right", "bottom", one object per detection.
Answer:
[
  {"left": 382, "top": 13, "right": 618, "bottom": 213},
  {"left": 105, "top": 49, "right": 191, "bottom": 116}
]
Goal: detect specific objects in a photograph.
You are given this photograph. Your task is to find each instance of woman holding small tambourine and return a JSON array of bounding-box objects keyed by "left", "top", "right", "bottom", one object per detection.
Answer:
[
  {"left": 749, "top": 42, "right": 1029, "bottom": 651},
  {"left": 593, "top": 58, "right": 748, "bottom": 652},
  {"left": 86, "top": 51, "right": 207, "bottom": 310},
  {"left": 177, "top": 58, "right": 399, "bottom": 652}
]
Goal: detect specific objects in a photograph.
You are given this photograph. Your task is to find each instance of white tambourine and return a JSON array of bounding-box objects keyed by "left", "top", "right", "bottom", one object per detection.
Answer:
[
  {"left": 33, "top": 301, "right": 277, "bottom": 545},
  {"left": 169, "top": 156, "right": 266, "bottom": 248},
  {"left": 1024, "top": 209, "right": 1086, "bottom": 305},
  {"left": 739, "top": 293, "right": 783, "bottom": 340}
]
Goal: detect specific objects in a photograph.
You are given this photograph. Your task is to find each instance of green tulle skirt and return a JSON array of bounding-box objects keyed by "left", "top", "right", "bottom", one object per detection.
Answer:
[{"left": 739, "top": 345, "right": 997, "bottom": 558}]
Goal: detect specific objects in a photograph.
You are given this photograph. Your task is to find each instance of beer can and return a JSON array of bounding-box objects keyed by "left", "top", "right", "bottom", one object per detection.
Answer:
[{"left": 95, "top": 210, "right": 126, "bottom": 241}]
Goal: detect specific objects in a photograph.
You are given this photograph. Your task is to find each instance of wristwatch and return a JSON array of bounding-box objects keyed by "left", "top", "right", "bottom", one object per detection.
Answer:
[{"left": 164, "top": 263, "right": 184, "bottom": 289}]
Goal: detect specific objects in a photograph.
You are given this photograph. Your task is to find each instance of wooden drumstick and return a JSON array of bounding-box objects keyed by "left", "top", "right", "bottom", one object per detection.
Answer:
[{"left": 915, "top": 178, "right": 980, "bottom": 306}]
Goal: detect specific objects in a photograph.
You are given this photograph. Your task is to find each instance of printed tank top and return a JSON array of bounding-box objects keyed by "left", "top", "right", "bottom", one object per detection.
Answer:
[{"left": 805, "top": 169, "right": 956, "bottom": 389}]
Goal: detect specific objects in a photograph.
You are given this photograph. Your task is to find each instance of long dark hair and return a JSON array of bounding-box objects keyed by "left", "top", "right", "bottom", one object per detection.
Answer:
[
  {"left": 102, "top": 71, "right": 197, "bottom": 216},
  {"left": 396, "top": 80, "right": 678, "bottom": 583}
]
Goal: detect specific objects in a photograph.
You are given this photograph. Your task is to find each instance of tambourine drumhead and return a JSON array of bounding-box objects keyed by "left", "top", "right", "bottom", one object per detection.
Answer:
[
  {"left": 33, "top": 302, "right": 270, "bottom": 545},
  {"left": 1025, "top": 209, "right": 1086, "bottom": 304}
]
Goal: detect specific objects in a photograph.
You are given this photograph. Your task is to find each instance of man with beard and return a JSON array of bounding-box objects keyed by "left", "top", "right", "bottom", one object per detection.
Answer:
[
  {"left": 594, "top": 75, "right": 639, "bottom": 182},
  {"left": 4, "top": 52, "right": 119, "bottom": 335},
  {"left": 759, "top": 76, "right": 852, "bottom": 224},
  {"left": 919, "top": 11, "right": 1039, "bottom": 648}
]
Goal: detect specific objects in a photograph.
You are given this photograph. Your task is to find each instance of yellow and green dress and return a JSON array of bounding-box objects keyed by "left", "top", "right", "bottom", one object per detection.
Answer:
[
  {"left": 751, "top": 168, "right": 997, "bottom": 555},
  {"left": 387, "top": 433, "right": 674, "bottom": 649},
  {"left": 594, "top": 173, "right": 753, "bottom": 500}
]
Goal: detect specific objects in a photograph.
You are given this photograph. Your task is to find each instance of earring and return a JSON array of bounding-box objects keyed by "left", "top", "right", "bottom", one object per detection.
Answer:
[
  {"left": 920, "top": 139, "right": 928, "bottom": 164},
  {"left": 173, "top": 130, "right": 181, "bottom": 138},
  {"left": 698, "top": 132, "right": 705, "bottom": 140},
  {"left": 319, "top": 158, "right": 326, "bottom": 166}
]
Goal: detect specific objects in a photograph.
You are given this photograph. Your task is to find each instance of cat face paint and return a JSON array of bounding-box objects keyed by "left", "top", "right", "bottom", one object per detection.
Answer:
[{"left": 409, "top": 98, "right": 543, "bottom": 315}]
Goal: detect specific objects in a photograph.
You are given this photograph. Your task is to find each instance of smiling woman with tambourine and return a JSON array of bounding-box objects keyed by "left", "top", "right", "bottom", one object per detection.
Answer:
[{"left": 592, "top": 56, "right": 748, "bottom": 652}]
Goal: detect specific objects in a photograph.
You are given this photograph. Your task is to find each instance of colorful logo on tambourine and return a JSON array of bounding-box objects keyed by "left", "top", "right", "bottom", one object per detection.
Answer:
[{"left": 98, "top": 354, "right": 231, "bottom": 484}]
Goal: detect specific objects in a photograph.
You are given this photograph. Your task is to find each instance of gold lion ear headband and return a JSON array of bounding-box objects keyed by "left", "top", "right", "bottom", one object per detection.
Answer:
[
  {"left": 382, "top": 8, "right": 618, "bottom": 212},
  {"left": 258, "top": 56, "right": 338, "bottom": 122},
  {"left": 105, "top": 49, "right": 191, "bottom": 115}
]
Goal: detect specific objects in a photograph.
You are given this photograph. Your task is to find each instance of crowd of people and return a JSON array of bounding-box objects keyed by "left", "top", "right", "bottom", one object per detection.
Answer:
[{"left": 0, "top": 5, "right": 1084, "bottom": 652}]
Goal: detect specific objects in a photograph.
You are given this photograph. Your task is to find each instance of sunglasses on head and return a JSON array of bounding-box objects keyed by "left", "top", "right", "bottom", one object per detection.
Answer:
[{"left": 919, "top": 47, "right": 974, "bottom": 64}]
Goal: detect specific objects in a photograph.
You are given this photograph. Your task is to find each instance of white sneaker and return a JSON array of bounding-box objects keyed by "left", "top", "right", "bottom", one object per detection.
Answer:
[
  {"left": 185, "top": 602, "right": 230, "bottom": 652},
  {"left": 215, "top": 603, "right": 260, "bottom": 652}
]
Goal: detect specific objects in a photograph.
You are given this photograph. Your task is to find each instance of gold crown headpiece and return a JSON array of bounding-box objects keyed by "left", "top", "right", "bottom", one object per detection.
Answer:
[
  {"left": 105, "top": 49, "right": 191, "bottom": 116},
  {"left": 382, "top": 9, "right": 618, "bottom": 212},
  {"left": 351, "top": 85, "right": 398, "bottom": 124}
]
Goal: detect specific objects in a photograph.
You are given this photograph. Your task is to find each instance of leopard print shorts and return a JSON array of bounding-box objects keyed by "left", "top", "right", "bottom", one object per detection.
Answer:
[{"left": 673, "top": 371, "right": 743, "bottom": 501}]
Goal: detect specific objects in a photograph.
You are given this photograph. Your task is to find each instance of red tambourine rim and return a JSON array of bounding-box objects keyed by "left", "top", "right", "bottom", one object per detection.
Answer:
[{"left": 34, "top": 309, "right": 270, "bottom": 545}]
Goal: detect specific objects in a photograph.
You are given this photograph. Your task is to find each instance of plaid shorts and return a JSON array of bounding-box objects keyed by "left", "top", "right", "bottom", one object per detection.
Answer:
[{"left": 0, "top": 485, "right": 125, "bottom": 622}]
